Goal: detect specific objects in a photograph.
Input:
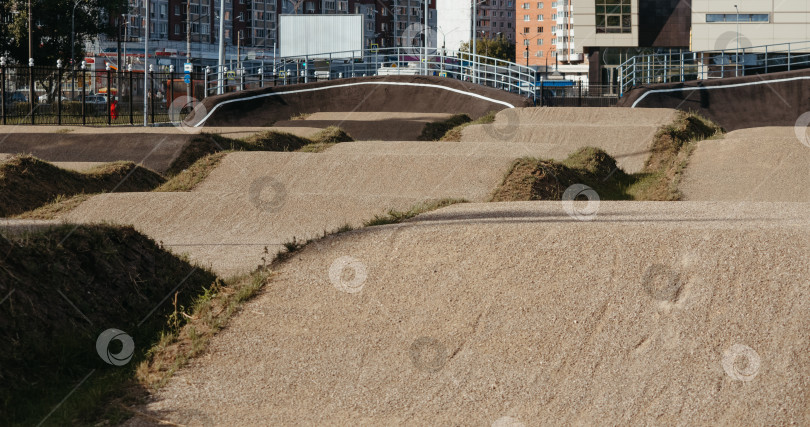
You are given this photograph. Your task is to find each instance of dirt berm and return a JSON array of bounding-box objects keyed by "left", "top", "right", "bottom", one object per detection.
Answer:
[
  {"left": 129, "top": 201, "right": 810, "bottom": 425},
  {"left": 681, "top": 127, "right": 810, "bottom": 201},
  {"left": 196, "top": 75, "right": 534, "bottom": 127},
  {"left": 618, "top": 68, "right": 810, "bottom": 131}
]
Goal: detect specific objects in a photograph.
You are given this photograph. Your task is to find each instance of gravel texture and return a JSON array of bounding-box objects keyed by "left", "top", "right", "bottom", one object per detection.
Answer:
[
  {"left": 461, "top": 107, "right": 677, "bottom": 173},
  {"left": 64, "top": 144, "right": 524, "bottom": 276},
  {"left": 273, "top": 112, "right": 455, "bottom": 141},
  {"left": 126, "top": 201, "right": 810, "bottom": 426},
  {"left": 681, "top": 127, "right": 810, "bottom": 201}
]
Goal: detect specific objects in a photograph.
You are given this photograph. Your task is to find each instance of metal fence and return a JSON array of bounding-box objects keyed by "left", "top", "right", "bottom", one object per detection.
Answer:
[
  {"left": 618, "top": 40, "right": 810, "bottom": 96},
  {"left": 538, "top": 83, "right": 619, "bottom": 107},
  {"left": 202, "top": 47, "right": 540, "bottom": 102},
  {"left": 0, "top": 62, "right": 205, "bottom": 126}
]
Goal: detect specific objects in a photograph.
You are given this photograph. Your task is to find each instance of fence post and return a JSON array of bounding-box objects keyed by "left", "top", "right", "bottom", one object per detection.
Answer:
[
  {"left": 259, "top": 67, "right": 264, "bottom": 88},
  {"left": 765, "top": 45, "right": 769, "bottom": 73},
  {"left": 149, "top": 65, "right": 155, "bottom": 124},
  {"left": 540, "top": 80, "right": 544, "bottom": 107},
  {"left": 81, "top": 61, "right": 87, "bottom": 125},
  {"left": 1, "top": 57, "right": 6, "bottom": 126},
  {"left": 578, "top": 81, "right": 582, "bottom": 107},
  {"left": 128, "top": 64, "right": 134, "bottom": 125},
  {"left": 169, "top": 66, "right": 174, "bottom": 115},
  {"left": 29, "top": 58, "right": 35, "bottom": 125},
  {"left": 57, "top": 59, "right": 63, "bottom": 125},
  {"left": 106, "top": 64, "right": 112, "bottom": 125}
]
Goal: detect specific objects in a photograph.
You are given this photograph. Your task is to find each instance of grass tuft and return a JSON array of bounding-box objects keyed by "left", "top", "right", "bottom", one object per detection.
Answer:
[
  {"left": 440, "top": 110, "right": 498, "bottom": 141},
  {"left": 364, "top": 198, "right": 468, "bottom": 226},
  {"left": 418, "top": 114, "right": 472, "bottom": 141}
]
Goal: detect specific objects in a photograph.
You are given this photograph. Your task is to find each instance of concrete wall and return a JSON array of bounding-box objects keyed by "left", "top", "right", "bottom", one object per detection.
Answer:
[
  {"left": 572, "top": 0, "right": 638, "bottom": 52},
  {"left": 691, "top": 0, "right": 810, "bottom": 51}
]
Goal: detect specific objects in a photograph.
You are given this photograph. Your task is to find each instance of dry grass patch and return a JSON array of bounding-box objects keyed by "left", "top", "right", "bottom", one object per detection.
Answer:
[
  {"left": 440, "top": 110, "right": 497, "bottom": 141},
  {"left": 418, "top": 114, "right": 472, "bottom": 141},
  {"left": 156, "top": 152, "right": 227, "bottom": 192},
  {"left": 627, "top": 111, "right": 723, "bottom": 201},
  {"left": 0, "top": 156, "right": 164, "bottom": 217},
  {"left": 15, "top": 193, "right": 91, "bottom": 219}
]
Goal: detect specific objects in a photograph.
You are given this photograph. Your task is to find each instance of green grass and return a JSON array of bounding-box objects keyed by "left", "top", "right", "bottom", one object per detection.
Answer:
[
  {"left": 418, "top": 114, "right": 472, "bottom": 141},
  {"left": 364, "top": 198, "right": 469, "bottom": 226},
  {"left": 440, "top": 110, "right": 498, "bottom": 142}
]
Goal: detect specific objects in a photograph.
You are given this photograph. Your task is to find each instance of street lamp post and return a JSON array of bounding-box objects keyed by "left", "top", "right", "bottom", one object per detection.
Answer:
[{"left": 734, "top": 4, "right": 740, "bottom": 77}]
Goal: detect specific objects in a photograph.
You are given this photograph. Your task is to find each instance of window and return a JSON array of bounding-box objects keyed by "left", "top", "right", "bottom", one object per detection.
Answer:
[
  {"left": 537, "top": 26, "right": 542, "bottom": 32},
  {"left": 706, "top": 13, "right": 769, "bottom": 23},
  {"left": 174, "top": 23, "right": 180, "bottom": 34},
  {"left": 523, "top": 26, "right": 529, "bottom": 33},
  {"left": 537, "top": 14, "right": 543, "bottom": 21},
  {"left": 523, "top": 14, "right": 530, "bottom": 21},
  {"left": 255, "top": 28, "right": 264, "bottom": 37},
  {"left": 537, "top": 38, "right": 543, "bottom": 45},
  {"left": 160, "top": 4, "right": 166, "bottom": 18},
  {"left": 201, "top": 23, "right": 209, "bottom": 34},
  {"left": 537, "top": 2, "right": 542, "bottom": 8},
  {"left": 523, "top": 51, "right": 528, "bottom": 58},
  {"left": 596, "top": 0, "right": 631, "bottom": 33},
  {"left": 522, "top": 2, "right": 529, "bottom": 9},
  {"left": 190, "top": 4, "right": 200, "bottom": 14},
  {"left": 535, "top": 51, "right": 543, "bottom": 57},
  {"left": 382, "top": 8, "right": 387, "bottom": 16},
  {"left": 174, "top": 4, "right": 180, "bottom": 15}
]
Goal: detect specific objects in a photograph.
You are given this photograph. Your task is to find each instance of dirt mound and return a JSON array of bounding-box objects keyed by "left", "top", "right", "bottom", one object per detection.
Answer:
[
  {"left": 197, "top": 75, "right": 532, "bottom": 128},
  {"left": 681, "top": 127, "right": 810, "bottom": 201},
  {"left": 129, "top": 201, "right": 810, "bottom": 425},
  {"left": 460, "top": 107, "right": 677, "bottom": 173},
  {"left": 63, "top": 145, "right": 523, "bottom": 276},
  {"left": 273, "top": 112, "right": 455, "bottom": 141},
  {"left": 0, "top": 155, "right": 164, "bottom": 217},
  {"left": 0, "top": 224, "right": 217, "bottom": 425},
  {"left": 491, "top": 147, "right": 630, "bottom": 201},
  {"left": 0, "top": 131, "right": 192, "bottom": 173},
  {"left": 619, "top": 67, "right": 810, "bottom": 131}
]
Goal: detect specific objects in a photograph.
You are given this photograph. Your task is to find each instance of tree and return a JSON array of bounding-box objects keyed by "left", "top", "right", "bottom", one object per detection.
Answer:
[
  {"left": 2, "top": 0, "right": 124, "bottom": 67},
  {"left": 459, "top": 34, "right": 516, "bottom": 64},
  {"left": 1, "top": 0, "right": 125, "bottom": 102}
]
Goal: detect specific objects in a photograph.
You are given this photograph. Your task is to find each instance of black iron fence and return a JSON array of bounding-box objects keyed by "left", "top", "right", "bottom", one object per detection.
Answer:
[
  {"left": 0, "top": 64, "right": 208, "bottom": 126},
  {"left": 537, "top": 82, "right": 619, "bottom": 107}
]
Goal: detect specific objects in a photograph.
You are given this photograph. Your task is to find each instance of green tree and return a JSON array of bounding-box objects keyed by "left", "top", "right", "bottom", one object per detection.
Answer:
[
  {"left": 459, "top": 34, "right": 516, "bottom": 64},
  {"left": 2, "top": 0, "right": 124, "bottom": 67}
]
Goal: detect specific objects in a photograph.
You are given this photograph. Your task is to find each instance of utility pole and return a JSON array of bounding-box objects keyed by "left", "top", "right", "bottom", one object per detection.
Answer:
[
  {"left": 472, "top": 0, "right": 476, "bottom": 83},
  {"left": 143, "top": 0, "right": 149, "bottom": 125},
  {"left": 187, "top": 0, "right": 192, "bottom": 100},
  {"left": 423, "top": 0, "right": 427, "bottom": 75},
  {"left": 734, "top": 4, "right": 740, "bottom": 77},
  {"left": 217, "top": 0, "right": 225, "bottom": 94},
  {"left": 28, "top": 0, "right": 32, "bottom": 62}
]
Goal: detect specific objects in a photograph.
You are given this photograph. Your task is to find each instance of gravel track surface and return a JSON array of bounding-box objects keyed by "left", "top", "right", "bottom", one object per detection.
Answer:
[
  {"left": 682, "top": 127, "right": 810, "bottom": 201},
  {"left": 126, "top": 201, "right": 810, "bottom": 425},
  {"left": 461, "top": 107, "right": 677, "bottom": 173},
  {"left": 64, "top": 145, "right": 522, "bottom": 276},
  {"left": 274, "top": 112, "right": 454, "bottom": 141}
]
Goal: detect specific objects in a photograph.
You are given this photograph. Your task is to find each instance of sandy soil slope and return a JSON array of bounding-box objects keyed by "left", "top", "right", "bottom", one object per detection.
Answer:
[{"left": 126, "top": 201, "right": 810, "bottom": 426}]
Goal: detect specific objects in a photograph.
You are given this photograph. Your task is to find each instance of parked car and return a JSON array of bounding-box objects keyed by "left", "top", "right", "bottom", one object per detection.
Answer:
[
  {"left": 83, "top": 95, "right": 108, "bottom": 105},
  {"left": 4, "top": 91, "right": 28, "bottom": 103},
  {"left": 38, "top": 94, "right": 69, "bottom": 103}
]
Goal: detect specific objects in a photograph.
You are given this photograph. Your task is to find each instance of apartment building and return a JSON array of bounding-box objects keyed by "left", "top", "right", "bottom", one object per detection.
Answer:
[
  {"left": 477, "top": 0, "right": 516, "bottom": 43},
  {"left": 516, "top": 0, "right": 583, "bottom": 68}
]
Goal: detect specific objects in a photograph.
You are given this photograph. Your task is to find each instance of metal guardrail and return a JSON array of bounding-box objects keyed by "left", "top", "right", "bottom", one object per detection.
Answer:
[
  {"left": 618, "top": 40, "right": 810, "bottom": 97},
  {"left": 200, "top": 47, "right": 540, "bottom": 103}
]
